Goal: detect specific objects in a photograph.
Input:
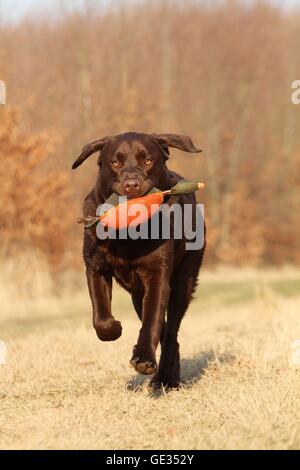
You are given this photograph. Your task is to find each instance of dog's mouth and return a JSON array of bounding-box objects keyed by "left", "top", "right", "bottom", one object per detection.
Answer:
[{"left": 111, "top": 180, "right": 153, "bottom": 199}]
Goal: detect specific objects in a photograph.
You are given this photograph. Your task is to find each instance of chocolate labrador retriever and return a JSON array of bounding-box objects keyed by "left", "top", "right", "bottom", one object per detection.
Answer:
[{"left": 72, "top": 132, "right": 205, "bottom": 388}]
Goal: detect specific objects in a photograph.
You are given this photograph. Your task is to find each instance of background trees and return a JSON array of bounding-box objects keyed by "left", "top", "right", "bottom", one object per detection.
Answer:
[{"left": 1, "top": 0, "right": 299, "bottom": 268}]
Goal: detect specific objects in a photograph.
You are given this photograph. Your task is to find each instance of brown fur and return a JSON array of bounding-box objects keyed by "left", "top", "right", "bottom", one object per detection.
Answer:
[{"left": 72, "top": 132, "right": 205, "bottom": 388}]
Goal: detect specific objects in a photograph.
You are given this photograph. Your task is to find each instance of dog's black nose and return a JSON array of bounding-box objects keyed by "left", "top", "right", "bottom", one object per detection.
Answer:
[{"left": 123, "top": 179, "right": 142, "bottom": 196}]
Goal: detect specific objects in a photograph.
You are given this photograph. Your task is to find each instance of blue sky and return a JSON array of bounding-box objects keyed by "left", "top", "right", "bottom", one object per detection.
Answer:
[
  {"left": 0, "top": 0, "right": 114, "bottom": 22},
  {"left": 0, "top": 0, "right": 300, "bottom": 23}
]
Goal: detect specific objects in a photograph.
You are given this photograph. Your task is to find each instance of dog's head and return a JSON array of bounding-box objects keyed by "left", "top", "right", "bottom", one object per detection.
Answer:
[{"left": 72, "top": 132, "right": 201, "bottom": 198}]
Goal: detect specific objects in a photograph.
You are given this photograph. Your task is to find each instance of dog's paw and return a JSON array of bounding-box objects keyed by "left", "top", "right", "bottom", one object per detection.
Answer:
[
  {"left": 94, "top": 318, "right": 122, "bottom": 341},
  {"left": 130, "top": 345, "right": 157, "bottom": 375},
  {"left": 149, "top": 374, "right": 180, "bottom": 390}
]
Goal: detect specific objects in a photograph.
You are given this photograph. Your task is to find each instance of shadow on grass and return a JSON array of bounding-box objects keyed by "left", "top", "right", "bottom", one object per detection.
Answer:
[
  {"left": 126, "top": 349, "right": 236, "bottom": 397},
  {"left": 180, "top": 350, "right": 235, "bottom": 385}
]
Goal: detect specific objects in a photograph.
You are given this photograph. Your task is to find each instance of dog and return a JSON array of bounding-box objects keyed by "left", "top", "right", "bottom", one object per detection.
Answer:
[{"left": 72, "top": 132, "right": 206, "bottom": 388}]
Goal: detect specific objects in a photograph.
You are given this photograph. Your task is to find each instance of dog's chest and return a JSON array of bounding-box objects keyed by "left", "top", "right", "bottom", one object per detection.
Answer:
[{"left": 102, "top": 247, "right": 137, "bottom": 291}]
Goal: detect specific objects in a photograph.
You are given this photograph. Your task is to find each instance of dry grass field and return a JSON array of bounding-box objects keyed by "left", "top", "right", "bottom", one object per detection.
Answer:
[{"left": 1, "top": 263, "right": 300, "bottom": 450}]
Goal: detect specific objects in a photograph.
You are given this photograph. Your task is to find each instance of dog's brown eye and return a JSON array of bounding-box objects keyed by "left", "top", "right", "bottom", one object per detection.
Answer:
[
  {"left": 112, "top": 160, "right": 120, "bottom": 167},
  {"left": 144, "top": 158, "right": 152, "bottom": 166}
]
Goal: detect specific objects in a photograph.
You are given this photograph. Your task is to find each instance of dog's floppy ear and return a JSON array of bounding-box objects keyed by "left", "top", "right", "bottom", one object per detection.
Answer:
[
  {"left": 72, "top": 137, "right": 110, "bottom": 169},
  {"left": 151, "top": 133, "right": 201, "bottom": 154}
]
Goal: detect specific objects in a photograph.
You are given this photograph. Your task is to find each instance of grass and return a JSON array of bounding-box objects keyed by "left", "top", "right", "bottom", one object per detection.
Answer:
[{"left": 0, "top": 266, "right": 300, "bottom": 449}]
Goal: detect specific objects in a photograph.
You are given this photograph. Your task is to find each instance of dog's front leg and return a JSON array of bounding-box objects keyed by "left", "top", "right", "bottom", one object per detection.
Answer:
[
  {"left": 86, "top": 268, "right": 122, "bottom": 341},
  {"left": 130, "top": 269, "right": 169, "bottom": 375}
]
